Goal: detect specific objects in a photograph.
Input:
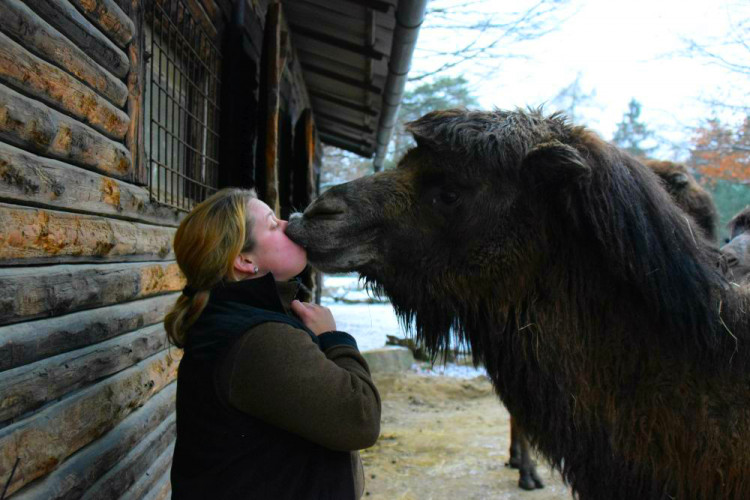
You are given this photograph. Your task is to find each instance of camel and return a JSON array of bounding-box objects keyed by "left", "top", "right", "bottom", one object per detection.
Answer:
[
  {"left": 645, "top": 160, "right": 718, "bottom": 242},
  {"left": 722, "top": 206, "right": 750, "bottom": 285},
  {"left": 287, "top": 109, "right": 750, "bottom": 499}
]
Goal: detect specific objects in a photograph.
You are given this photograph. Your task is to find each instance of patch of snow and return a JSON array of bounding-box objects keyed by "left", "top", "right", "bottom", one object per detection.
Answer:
[
  {"left": 325, "top": 301, "right": 409, "bottom": 352},
  {"left": 322, "top": 274, "right": 484, "bottom": 379},
  {"left": 411, "top": 362, "right": 488, "bottom": 379}
]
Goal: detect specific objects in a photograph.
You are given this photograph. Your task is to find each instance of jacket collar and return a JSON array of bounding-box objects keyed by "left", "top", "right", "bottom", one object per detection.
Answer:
[{"left": 209, "top": 273, "right": 301, "bottom": 315}]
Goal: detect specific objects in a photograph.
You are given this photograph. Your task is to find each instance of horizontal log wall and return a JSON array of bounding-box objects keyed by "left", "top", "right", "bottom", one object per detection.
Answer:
[
  {"left": 0, "top": 294, "right": 176, "bottom": 372},
  {"left": 0, "top": 83, "right": 133, "bottom": 179},
  {"left": 138, "top": 464, "right": 172, "bottom": 500},
  {"left": 23, "top": 0, "right": 130, "bottom": 78},
  {"left": 0, "top": 203, "right": 176, "bottom": 265},
  {"left": 68, "top": 0, "right": 135, "bottom": 49},
  {"left": 0, "top": 143, "right": 182, "bottom": 226},
  {"left": 0, "top": 31, "right": 130, "bottom": 140},
  {"left": 0, "top": 0, "right": 128, "bottom": 108},
  {"left": 0, "top": 0, "right": 302, "bottom": 497},
  {"left": 11, "top": 383, "right": 177, "bottom": 499},
  {"left": 0, "top": 349, "right": 180, "bottom": 497},
  {"left": 120, "top": 442, "right": 175, "bottom": 500},
  {"left": 0, "top": 0, "right": 232, "bottom": 496},
  {"left": 0, "top": 324, "right": 168, "bottom": 425},
  {"left": 0, "top": 261, "right": 184, "bottom": 325},
  {"left": 82, "top": 414, "right": 176, "bottom": 499}
]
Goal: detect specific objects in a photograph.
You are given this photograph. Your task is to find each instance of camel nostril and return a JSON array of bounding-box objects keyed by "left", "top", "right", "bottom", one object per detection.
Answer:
[
  {"left": 725, "top": 255, "right": 739, "bottom": 267},
  {"left": 671, "top": 174, "right": 689, "bottom": 187}
]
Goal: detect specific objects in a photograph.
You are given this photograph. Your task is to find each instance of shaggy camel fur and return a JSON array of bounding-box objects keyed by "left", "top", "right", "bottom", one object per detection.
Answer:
[
  {"left": 508, "top": 158, "right": 721, "bottom": 491},
  {"left": 287, "top": 109, "right": 750, "bottom": 500}
]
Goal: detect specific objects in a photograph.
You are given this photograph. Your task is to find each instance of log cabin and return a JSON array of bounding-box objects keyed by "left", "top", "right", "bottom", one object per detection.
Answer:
[{"left": 0, "top": 0, "right": 426, "bottom": 497}]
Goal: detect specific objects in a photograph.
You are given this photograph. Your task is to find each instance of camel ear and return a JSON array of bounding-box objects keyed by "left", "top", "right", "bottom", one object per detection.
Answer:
[
  {"left": 521, "top": 140, "right": 591, "bottom": 185},
  {"left": 406, "top": 109, "right": 466, "bottom": 150}
]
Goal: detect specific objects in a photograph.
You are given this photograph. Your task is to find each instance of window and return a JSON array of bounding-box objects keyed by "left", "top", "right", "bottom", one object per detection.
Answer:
[{"left": 145, "top": 0, "right": 221, "bottom": 210}]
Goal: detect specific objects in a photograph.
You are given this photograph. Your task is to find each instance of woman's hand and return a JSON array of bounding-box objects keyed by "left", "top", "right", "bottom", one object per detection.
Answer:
[{"left": 291, "top": 300, "right": 337, "bottom": 336}]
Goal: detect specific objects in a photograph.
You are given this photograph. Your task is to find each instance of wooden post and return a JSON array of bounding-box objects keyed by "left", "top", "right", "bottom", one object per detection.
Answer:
[
  {"left": 263, "top": 3, "right": 282, "bottom": 216},
  {"left": 293, "top": 109, "right": 316, "bottom": 302},
  {"left": 120, "top": 0, "right": 147, "bottom": 186}
]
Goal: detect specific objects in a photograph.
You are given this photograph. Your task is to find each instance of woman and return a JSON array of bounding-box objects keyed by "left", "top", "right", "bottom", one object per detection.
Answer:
[{"left": 166, "top": 188, "right": 381, "bottom": 499}]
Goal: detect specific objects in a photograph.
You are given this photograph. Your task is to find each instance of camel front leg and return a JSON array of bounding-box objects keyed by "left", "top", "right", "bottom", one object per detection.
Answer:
[{"left": 506, "top": 415, "right": 545, "bottom": 490}]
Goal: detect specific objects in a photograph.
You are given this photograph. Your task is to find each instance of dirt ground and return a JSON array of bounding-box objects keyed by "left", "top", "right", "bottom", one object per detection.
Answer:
[{"left": 361, "top": 371, "right": 574, "bottom": 500}]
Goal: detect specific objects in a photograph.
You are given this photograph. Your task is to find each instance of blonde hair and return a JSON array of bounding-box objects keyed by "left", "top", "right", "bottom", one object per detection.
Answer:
[{"left": 165, "top": 187, "right": 258, "bottom": 347}]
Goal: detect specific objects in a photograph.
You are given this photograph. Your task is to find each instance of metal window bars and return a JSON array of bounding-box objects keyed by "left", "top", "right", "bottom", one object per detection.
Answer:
[{"left": 146, "top": 0, "right": 221, "bottom": 211}]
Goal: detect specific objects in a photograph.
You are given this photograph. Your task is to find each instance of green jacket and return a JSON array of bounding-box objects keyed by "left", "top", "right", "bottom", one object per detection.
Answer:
[{"left": 207, "top": 275, "right": 381, "bottom": 498}]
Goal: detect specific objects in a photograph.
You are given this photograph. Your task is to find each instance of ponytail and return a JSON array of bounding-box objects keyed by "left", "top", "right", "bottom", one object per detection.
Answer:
[{"left": 165, "top": 188, "right": 257, "bottom": 347}]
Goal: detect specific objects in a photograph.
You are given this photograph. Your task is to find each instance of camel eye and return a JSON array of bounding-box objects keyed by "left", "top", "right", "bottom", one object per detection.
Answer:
[{"left": 436, "top": 190, "right": 459, "bottom": 205}]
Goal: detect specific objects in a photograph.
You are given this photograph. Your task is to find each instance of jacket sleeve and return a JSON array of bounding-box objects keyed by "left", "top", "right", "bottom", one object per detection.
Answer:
[{"left": 215, "top": 322, "right": 381, "bottom": 451}]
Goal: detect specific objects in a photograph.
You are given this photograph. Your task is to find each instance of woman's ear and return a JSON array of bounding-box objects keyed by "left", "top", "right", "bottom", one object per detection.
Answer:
[{"left": 233, "top": 252, "right": 256, "bottom": 275}]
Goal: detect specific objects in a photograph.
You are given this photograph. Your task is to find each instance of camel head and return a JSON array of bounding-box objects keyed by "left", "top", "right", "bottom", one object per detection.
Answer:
[
  {"left": 287, "top": 108, "right": 723, "bottom": 353},
  {"left": 645, "top": 159, "right": 718, "bottom": 242},
  {"left": 722, "top": 206, "right": 750, "bottom": 285},
  {"left": 287, "top": 110, "right": 591, "bottom": 299}
]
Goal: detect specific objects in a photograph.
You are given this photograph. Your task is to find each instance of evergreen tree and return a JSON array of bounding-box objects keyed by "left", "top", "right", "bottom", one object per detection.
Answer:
[
  {"left": 612, "top": 98, "right": 657, "bottom": 159},
  {"left": 549, "top": 72, "right": 598, "bottom": 124},
  {"left": 385, "top": 76, "right": 478, "bottom": 168}
]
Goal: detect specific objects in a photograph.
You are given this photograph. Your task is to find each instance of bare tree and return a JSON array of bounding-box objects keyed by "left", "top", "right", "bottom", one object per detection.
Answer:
[
  {"left": 320, "top": 146, "right": 372, "bottom": 188},
  {"left": 548, "top": 72, "right": 599, "bottom": 124},
  {"left": 410, "top": 0, "right": 576, "bottom": 82},
  {"left": 680, "top": 12, "right": 749, "bottom": 113}
]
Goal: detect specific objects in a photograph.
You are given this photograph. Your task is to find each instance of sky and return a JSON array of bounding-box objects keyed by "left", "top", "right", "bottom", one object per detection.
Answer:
[{"left": 408, "top": 0, "right": 749, "bottom": 159}]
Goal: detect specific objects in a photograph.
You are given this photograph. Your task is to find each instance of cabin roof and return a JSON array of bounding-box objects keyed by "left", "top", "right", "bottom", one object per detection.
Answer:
[{"left": 283, "top": 0, "right": 426, "bottom": 166}]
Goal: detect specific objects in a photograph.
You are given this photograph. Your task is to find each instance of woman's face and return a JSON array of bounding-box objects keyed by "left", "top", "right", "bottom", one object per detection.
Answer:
[{"left": 243, "top": 199, "right": 307, "bottom": 281}]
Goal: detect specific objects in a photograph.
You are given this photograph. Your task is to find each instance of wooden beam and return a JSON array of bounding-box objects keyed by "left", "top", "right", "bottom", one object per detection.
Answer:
[
  {"left": 301, "top": 62, "right": 382, "bottom": 94},
  {"left": 308, "top": 90, "right": 378, "bottom": 116},
  {"left": 0, "top": 324, "right": 168, "bottom": 424},
  {"left": 119, "top": 0, "right": 148, "bottom": 185},
  {"left": 263, "top": 3, "right": 282, "bottom": 216},
  {"left": 0, "top": 31, "right": 130, "bottom": 141},
  {"left": 303, "top": 110, "right": 316, "bottom": 207},
  {"left": 318, "top": 133, "right": 372, "bottom": 158},
  {"left": 0, "top": 143, "right": 182, "bottom": 227},
  {"left": 288, "top": 23, "right": 386, "bottom": 60},
  {"left": 84, "top": 417, "right": 175, "bottom": 498},
  {"left": 316, "top": 111, "right": 374, "bottom": 134},
  {"left": 293, "top": 109, "right": 317, "bottom": 302},
  {"left": 67, "top": 0, "right": 135, "bottom": 48},
  {"left": 318, "top": 126, "right": 373, "bottom": 148},
  {"left": 0, "top": 349, "right": 180, "bottom": 497},
  {"left": 0, "top": 203, "right": 176, "bottom": 265},
  {"left": 0, "top": 0, "right": 128, "bottom": 108},
  {"left": 10, "top": 383, "right": 176, "bottom": 500},
  {"left": 0, "top": 294, "right": 177, "bottom": 372},
  {"left": 341, "top": 0, "right": 393, "bottom": 14},
  {"left": 0, "top": 261, "right": 184, "bottom": 326},
  {"left": 0, "top": 84, "right": 132, "bottom": 179},
  {"left": 23, "top": 0, "right": 130, "bottom": 79}
]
